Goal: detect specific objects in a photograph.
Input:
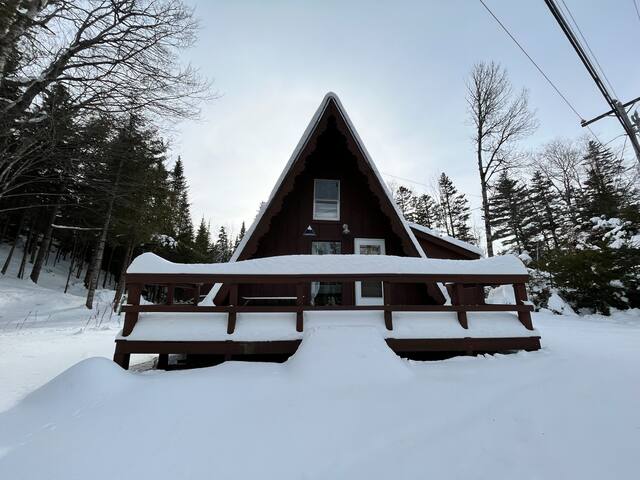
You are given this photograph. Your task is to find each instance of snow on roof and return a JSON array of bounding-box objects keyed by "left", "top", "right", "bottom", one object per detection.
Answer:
[
  {"left": 229, "top": 92, "right": 426, "bottom": 263},
  {"left": 409, "top": 222, "right": 484, "bottom": 257},
  {"left": 128, "top": 252, "right": 526, "bottom": 276}
]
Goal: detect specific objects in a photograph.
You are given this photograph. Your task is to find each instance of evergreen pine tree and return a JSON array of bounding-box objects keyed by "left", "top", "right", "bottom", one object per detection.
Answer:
[
  {"left": 489, "top": 171, "right": 534, "bottom": 253},
  {"left": 580, "top": 141, "right": 634, "bottom": 221},
  {"left": 234, "top": 221, "right": 246, "bottom": 249},
  {"left": 214, "top": 225, "right": 231, "bottom": 262},
  {"left": 194, "top": 217, "right": 211, "bottom": 259},
  {"left": 411, "top": 194, "right": 438, "bottom": 229},
  {"left": 528, "top": 170, "right": 562, "bottom": 250},
  {"left": 394, "top": 186, "right": 415, "bottom": 221},
  {"left": 169, "top": 157, "right": 194, "bottom": 245},
  {"left": 437, "top": 173, "right": 473, "bottom": 241}
]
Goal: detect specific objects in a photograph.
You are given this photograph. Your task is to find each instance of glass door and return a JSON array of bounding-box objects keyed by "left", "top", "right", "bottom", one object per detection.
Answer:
[{"left": 354, "top": 238, "right": 385, "bottom": 306}]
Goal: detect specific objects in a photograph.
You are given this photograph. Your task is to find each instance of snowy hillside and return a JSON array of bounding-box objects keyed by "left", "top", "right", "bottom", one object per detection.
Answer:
[{"left": 0, "top": 243, "right": 151, "bottom": 409}]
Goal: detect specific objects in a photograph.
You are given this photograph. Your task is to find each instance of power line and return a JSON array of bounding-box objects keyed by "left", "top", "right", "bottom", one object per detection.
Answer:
[
  {"left": 381, "top": 171, "right": 484, "bottom": 199},
  {"left": 544, "top": 0, "right": 640, "bottom": 164},
  {"left": 477, "top": 0, "right": 601, "bottom": 143},
  {"left": 559, "top": 0, "right": 619, "bottom": 98},
  {"left": 634, "top": 0, "right": 640, "bottom": 24}
]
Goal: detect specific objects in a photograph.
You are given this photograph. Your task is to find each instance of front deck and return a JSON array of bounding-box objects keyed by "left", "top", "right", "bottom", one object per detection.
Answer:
[{"left": 113, "top": 254, "right": 541, "bottom": 369}]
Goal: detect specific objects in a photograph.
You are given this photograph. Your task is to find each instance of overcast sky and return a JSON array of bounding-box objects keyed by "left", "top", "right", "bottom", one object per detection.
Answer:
[{"left": 172, "top": 0, "right": 639, "bottom": 238}]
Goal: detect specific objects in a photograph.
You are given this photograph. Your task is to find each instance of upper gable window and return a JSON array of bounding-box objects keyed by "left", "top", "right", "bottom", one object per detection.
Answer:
[{"left": 313, "top": 179, "right": 340, "bottom": 221}]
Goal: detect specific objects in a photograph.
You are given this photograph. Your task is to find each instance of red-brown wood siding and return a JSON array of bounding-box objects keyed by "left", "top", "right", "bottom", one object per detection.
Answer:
[
  {"left": 411, "top": 230, "right": 482, "bottom": 260},
  {"left": 226, "top": 111, "right": 440, "bottom": 305}
]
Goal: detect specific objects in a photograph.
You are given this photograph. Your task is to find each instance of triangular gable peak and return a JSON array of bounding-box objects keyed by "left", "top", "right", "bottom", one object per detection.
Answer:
[{"left": 231, "top": 92, "right": 425, "bottom": 263}]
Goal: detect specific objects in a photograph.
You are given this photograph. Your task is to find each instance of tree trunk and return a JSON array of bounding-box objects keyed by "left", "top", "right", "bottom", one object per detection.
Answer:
[
  {"left": 76, "top": 241, "right": 87, "bottom": 278},
  {"left": 86, "top": 154, "right": 125, "bottom": 309},
  {"left": 113, "top": 239, "right": 134, "bottom": 312},
  {"left": 478, "top": 171, "right": 494, "bottom": 257},
  {"left": 476, "top": 127, "right": 494, "bottom": 257},
  {"left": 0, "top": 214, "right": 10, "bottom": 241},
  {"left": 29, "top": 232, "right": 38, "bottom": 264},
  {"left": 1, "top": 210, "right": 25, "bottom": 275},
  {"left": 30, "top": 203, "right": 60, "bottom": 283},
  {"left": 85, "top": 211, "right": 111, "bottom": 309},
  {"left": 17, "top": 216, "right": 36, "bottom": 278},
  {"left": 103, "top": 245, "right": 116, "bottom": 288},
  {"left": 64, "top": 234, "right": 78, "bottom": 294},
  {"left": 84, "top": 246, "right": 93, "bottom": 287}
]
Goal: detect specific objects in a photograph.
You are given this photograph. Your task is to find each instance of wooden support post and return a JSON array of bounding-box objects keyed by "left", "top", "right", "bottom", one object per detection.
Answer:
[
  {"left": 296, "top": 282, "right": 305, "bottom": 332},
  {"left": 227, "top": 284, "right": 238, "bottom": 334},
  {"left": 383, "top": 282, "right": 393, "bottom": 331},
  {"left": 193, "top": 283, "right": 201, "bottom": 306},
  {"left": 453, "top": 283, "right": 468, "bottom": 329},
  {"left": 513, "top": 283, "right": 534, "bottom": 330},
  {"left": 122, "top": 283, "right": 141, "bottom": 337},
  {"left": 113, "top": 344, "right": 131, "bottom": 370},
  {"left": 157, "top": 353, "right": 169, "bottom": 370},
  {"left": 166, "top": 285, "right": 175, "bottom": 305}
]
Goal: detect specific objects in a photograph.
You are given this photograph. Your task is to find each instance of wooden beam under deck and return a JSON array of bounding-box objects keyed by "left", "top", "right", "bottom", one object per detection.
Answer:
[{"left": 113, "top": 336, "right": 541, "bottom": 370}]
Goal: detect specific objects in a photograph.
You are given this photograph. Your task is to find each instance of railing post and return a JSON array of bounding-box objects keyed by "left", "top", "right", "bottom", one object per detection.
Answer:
[
  {"left": 453, "top": 283, "right": 468, "bottom": 329},
  {"left": 383, "top": 281, "right": 393, "bottom": 331},
  {"left": 193, "top": 283, "right": 201, "bottom": 306},
  {"left": 122, "top": 283, "right": 141, "bottom": 337},
  {"left": 166, "top": 284, "right": 175, "bottom": 305},
  {"left": 513, "top": 283, "right": 534, "bottom": 330},
  {"left": 296, "top": 282, "right": 305, "bottom": 332},
  {"left": 227, "top": 284, "right": 238, "bottom": 334}
]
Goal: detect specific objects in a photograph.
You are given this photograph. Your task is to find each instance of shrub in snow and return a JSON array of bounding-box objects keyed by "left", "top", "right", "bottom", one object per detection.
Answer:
[
  {"left": 539, "top": 248, "right": 640, "bottom": 315},
  {"left": 150, "top": 234, "right": 177, "bottom": 249},
  {"left": 576, "top": 216, "right": 640, "bottom": 250}
]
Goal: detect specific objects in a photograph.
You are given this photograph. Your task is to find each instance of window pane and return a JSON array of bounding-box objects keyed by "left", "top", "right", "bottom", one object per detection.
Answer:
[
  {"left": 315, "top": 179, "right": 339, "bottom": 200},
  {"left": 359, "top": 245, "right": 381, "bottom": 255},
  {"left": 361, "top": 281, "right": 382, "bottom": 298},
  {"left": 311, "top": 241, "right": 342, "bottom": 305},
  {"left": 312, "top": 241, "right": 341, "bottom": 255},
  {"left": 314, "top": 200, "right": 338, "bottom": 220}
]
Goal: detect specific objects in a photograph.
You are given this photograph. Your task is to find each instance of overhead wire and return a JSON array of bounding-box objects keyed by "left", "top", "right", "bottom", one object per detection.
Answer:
[
  {"left": 559, "top": 0, "right": 619, "bottom": 99},
  {"left": 477, "top": 0, "right": 602, "bottom": 144}
]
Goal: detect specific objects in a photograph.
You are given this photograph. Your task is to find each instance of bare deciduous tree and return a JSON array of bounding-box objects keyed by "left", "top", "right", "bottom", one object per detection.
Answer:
[
  {"left": 0, "top": 0, "right": 211, "bottom": 202},
  {"left": 533, "top": 138, "right": 585, "bottom": 226},
  {"left": 467, "top": 61, "right": 537, "bottom": 256}
]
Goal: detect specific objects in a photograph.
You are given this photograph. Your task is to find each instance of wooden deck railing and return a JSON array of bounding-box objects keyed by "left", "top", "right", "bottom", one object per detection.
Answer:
[{"left": 120, "top": 272, "right": 534, "bottom": 337}]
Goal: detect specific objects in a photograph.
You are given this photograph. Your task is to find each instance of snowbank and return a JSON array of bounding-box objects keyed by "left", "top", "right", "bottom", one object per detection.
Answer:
[
  {"left": 127, "top": 252, "right": 526, "bottom": 276},
  {"left": 285, "top": 325, "right": 413, "bottom": 384},
  {"left": 1, "top": 310, "right": 639, "bottom": 479}
]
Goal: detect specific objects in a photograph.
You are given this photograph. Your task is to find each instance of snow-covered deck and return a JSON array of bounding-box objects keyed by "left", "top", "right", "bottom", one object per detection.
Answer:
[
  {"left": 114, "top": 251, "right": 539, "bottom": 368},
  {"left": 128, "top": 251, "right": 525, "bottom": 277},
  {"left": 119, "top": 311, "right": 539, "bottom": 342}
]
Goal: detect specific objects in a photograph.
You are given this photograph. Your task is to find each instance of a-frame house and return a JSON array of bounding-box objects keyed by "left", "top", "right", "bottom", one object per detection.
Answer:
[
  {"left": 113, "top": 93, "right": 540, "bottom": 370},
  {"left": 209, "top": 92, "right": 447, "bottom": 308}
]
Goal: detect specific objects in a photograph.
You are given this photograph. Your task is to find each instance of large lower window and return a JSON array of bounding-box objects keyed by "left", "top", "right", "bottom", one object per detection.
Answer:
[
  {"left": 311, "top": 241, "right": 342, "bottom": 306},
  {"left": 313, "top": 179, "right": 340, "bottom": 220}
]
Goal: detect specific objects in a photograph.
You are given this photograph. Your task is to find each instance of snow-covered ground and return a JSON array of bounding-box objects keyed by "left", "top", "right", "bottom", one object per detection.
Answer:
[
  {"left": 0, "top": 244, "right": 150, "bottom": 412},
  {"left": 0, "top": 247, "right": 639, "bottom": 479}
]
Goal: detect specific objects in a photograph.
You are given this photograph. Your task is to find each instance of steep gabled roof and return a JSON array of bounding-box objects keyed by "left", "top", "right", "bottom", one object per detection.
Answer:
[
  {"left": 229, "top": 92, "right": 425, "bottom": 262},
  {"left": 202, "top": 93, "right": 437, "bottom": 306}
]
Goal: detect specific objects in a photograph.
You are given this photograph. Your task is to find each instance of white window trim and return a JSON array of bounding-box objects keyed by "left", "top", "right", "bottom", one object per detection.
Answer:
[
  {"left": 313, "top": 179, "right": 340, "bottom": 221},
  {"left": 354, "top": 238, "right": 386, "bottom": 306}
]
